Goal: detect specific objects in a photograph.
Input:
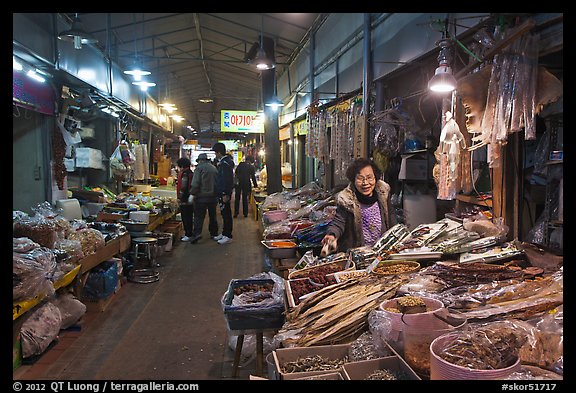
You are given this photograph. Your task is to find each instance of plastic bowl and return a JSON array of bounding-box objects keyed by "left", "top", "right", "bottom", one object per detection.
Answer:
[
  {"left": 263, "top": 210, "right": 288, "bottom": 224},
  {"left": 378, "top": 297, "right": 445, "bottom": 333},
  {"left": 430, "top": 333, "right": 521, "bottom": 380}
]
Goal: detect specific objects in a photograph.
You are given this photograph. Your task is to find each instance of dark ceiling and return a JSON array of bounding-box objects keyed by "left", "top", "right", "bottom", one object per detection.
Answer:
[{"left": 61, "top": 13, "right": 324, "bottom": 139}]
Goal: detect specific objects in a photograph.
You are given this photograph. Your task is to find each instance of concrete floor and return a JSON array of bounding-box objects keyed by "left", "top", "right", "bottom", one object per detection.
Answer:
[{"left": 14, "top": 211, "right": 272, "bottom": 380}]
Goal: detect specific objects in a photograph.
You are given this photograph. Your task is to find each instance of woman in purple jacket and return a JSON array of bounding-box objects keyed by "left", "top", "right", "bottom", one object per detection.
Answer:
[{"left": 321, "top": 158, "right": 396, "bottom": 254}]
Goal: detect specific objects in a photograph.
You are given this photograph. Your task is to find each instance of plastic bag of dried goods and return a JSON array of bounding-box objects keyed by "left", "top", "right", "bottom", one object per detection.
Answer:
[{"left": 20, "top": 301, "right": 62, "bottom": 358}]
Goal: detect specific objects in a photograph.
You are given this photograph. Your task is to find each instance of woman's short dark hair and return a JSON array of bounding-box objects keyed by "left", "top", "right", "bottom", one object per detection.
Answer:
[
  {"left": 345, "top": 158, "right": 381, "bottom": 183},
  {"left": 177, "top": 157, "right": 191, "bottom": 168},
  {"left": 212, "top": 142, "right": 226, "bottom": 155}
]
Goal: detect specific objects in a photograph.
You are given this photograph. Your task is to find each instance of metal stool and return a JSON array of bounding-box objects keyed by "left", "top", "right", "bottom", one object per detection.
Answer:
[{"left": 129, "top": 237, "right": 160, "bottom": 283}]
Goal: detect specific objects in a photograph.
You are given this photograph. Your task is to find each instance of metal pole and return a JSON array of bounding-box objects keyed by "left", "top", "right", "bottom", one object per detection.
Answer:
[
  {"left": 362, "top": 13, "right": 372, "bottom": 158},
  {"left": 262, "top": 68, "right": 282, "bottom": 193}
]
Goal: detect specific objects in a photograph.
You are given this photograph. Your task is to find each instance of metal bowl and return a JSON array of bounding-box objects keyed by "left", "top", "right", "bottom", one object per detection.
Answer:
[{"left": 119, "top": 220, "right": 148, "bottom": 232}]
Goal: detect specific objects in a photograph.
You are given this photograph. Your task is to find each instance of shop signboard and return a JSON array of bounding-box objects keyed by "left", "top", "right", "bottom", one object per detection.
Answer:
[
  {"left": 221, "top": 110, "right": 264, "bottom": 133},
  {"left": 279, "top": 125, "right": 290, "bottom": 141},
  {"left": 293, "top": 119, "right": 307, "bottom": 136},
  {"left": 12, "top": 70, "right": 55, "bottom": 115}
]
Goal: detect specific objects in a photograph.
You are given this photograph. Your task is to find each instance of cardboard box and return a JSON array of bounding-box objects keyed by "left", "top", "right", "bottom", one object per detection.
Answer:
[
  {"left": 75, "top": 147, "right": 105, "bottom": 170},
  {"left": 160, "top": 220, "right": 183, "bottom": 240},
  {"left": 71, "top": 188, "right": 106, "bottom": 203},
  {"left": 399, "top": 152, "right": 433, "bottom": 180},
  {"left": 273, "top": 343, "right": 351, "bottom": 380},
  {"left": 292, "top": 371, "right": 344, "bottom": 380},
  {"left": 342, "top": 356, "right": 421, "bottom": 380}
]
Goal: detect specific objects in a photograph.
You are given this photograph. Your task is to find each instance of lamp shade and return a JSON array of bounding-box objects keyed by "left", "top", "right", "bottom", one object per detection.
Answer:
[
  {"left": 428, "top": 65, "right": 457, "bottom": 93},
  {"left": 254, "top": 47, "right": 274, "bottom": 70},
  {"left": 58, "top": 15, "right": 98, "bottom": 49},
  {"left": 124, "top": 60, "right": 151, "bottom": 81},
  {"left": 132, "top": 80, "right": 156, "bottom": 91}
]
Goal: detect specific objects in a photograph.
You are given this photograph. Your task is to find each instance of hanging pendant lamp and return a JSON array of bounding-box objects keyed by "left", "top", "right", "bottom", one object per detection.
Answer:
[
  {"left": 428, "top": 38, "right": 457, "bottom": 93},
  {"left": 58, "top": 14, "right": 98, "bottom": 50}
]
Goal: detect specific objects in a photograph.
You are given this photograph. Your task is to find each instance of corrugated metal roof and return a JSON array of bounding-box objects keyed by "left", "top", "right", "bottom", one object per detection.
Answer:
[{"left": 67, "top": 12, "right": 323, "bottom": 138}]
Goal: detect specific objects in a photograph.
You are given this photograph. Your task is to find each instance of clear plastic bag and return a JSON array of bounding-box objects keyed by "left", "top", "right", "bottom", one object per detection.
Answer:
[
  {"left": 50, "top": 292, "right": 86, "bottom": 330},
  {"left": 20, "top": 300, "right": 62, "bottom": 358},
  {"left": 227, "top": 332, "right": 279, "bottom": 367},
  {"left": 368, "top": 308, "right": 402, "bottom": 354},
  {"left": 13, "top": 247, "right": 57, "bottom": 302},
  {"left": 13, "top": 214, "right": 58, "bottom": 249}
]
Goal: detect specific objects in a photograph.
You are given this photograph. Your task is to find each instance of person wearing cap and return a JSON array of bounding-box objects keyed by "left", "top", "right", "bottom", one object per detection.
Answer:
[
  {"left": 212, "top": 142, "right": 235, "bottom": 244},
  {"left": 188, "top": 153, "right": 219, "bottom": 243},
  {"left": 176, "top": 157, "right": 194, "bottom": 242}
]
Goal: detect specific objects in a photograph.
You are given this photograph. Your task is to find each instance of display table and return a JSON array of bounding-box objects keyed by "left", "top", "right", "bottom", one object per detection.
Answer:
[
  {"left": 146, "top": 211, "right": 176, "bottom": 232},
  {"left": 79, "top": 232, "right": 131, "bottom": 275},
  {"left": 12, "top": 232, "right": 131, "bottom": 320},
  {"left": 13, "top": 265, "right": 81, "bottom": 320}
]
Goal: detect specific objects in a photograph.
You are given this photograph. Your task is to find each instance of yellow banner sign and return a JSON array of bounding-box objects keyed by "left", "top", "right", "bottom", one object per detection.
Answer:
[{"left": 221, "top": 110, "right": 264, "bottom": 133}]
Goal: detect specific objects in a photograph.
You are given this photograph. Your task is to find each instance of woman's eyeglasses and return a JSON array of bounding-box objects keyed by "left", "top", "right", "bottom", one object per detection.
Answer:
[{"left": 355, "top": 175, "right": 375, "bottom": 184}]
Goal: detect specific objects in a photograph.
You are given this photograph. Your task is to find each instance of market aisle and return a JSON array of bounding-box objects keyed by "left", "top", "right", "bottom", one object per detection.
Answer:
[{"left": 14, "top": 212, "right": 267, "bottom": 380}]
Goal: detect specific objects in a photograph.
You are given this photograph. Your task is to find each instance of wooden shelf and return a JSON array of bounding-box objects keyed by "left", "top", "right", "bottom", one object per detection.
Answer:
[
  {"left": 13, "top": 233, "right": 132, "bottom": 321},
  {"left": 456, "top": 194, "right": 493, "bottom": 208},
  {"left": 13, "top": 265, "right": 81, "bottom": 320},
  {"left": 79, "top": 233, "right": 131, "bottom": 274}
]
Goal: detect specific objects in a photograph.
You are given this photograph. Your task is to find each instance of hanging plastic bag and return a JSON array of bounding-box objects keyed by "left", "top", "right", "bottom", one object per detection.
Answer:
[{"left": 56, "top": 118, "right": 82, "bottom": 146}]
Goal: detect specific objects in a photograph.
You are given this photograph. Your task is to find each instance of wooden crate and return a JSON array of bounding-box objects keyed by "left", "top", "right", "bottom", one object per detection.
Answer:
[{"left": 160, "top": 221, "right": 183, "bottom": 240}]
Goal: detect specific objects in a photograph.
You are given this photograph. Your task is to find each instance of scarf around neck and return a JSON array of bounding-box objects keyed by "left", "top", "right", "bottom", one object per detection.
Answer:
[{"left": 354, "top": 185, "right": 378, "bottom": 205}]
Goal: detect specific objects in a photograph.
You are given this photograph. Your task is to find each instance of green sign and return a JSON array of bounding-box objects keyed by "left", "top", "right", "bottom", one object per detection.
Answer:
[{"left": 221, "top": 110, "right": 264, "bottom": 133}]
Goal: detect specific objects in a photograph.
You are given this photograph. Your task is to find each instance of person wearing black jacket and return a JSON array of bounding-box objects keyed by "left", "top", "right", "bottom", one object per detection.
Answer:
[
  {"left": 233, "top": 155, "right": 258, "bottom": 218},
  {"left": 176, "top": 157, "right": 194, "bottom": 241},
  {"left": 212, "top": 142, "right": 235, "bottom": 244}
]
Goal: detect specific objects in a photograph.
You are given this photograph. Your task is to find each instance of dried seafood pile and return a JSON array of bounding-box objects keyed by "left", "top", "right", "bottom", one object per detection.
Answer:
[
  {"left": 437, "top": 324, "right": 527, "bottom": 370},
  {"left": 280, "top": 355, "right": 347, "bottom": 374},
  {"left": 364, "top": 368, "right": 407, "bottom": 380},
  {"left": 278, "top": 274, "right": 408, "bottom": 347},
  {"left": 422, "top": 261, "right": 524, "bottom": 288}
]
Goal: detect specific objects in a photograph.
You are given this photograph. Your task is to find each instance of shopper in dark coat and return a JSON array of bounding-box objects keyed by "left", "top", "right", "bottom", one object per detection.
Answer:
[
  {"left": 189, "top": 153, "right": 219, "bottom": 243},
  {"left": 176, "top": 157, "right": 194, "bottom": 241},
  {"left": 233, "top": 155, "right": 258, "bottom": 218},
  {"left": 321, "top": 158, "right": 395, "bottom": 254},
  {"left": 212, "top": 142, "right": 235, "bottom": 244}
]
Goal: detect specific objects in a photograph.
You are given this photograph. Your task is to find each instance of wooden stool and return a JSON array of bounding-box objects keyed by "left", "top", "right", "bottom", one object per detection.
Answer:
[{"left": 232, "top": 331, "right": 265, "bottom": 378}]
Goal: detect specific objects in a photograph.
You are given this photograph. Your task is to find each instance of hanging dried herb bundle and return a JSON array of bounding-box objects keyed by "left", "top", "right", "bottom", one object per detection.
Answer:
[{"left": 52, "top": 124, "right": 67, "bottom": 190}]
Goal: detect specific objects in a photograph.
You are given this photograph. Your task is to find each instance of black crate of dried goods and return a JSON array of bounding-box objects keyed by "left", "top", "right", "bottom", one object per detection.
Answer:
[{"left": 222, "top": 278, "right": 285, "bottom": 331}]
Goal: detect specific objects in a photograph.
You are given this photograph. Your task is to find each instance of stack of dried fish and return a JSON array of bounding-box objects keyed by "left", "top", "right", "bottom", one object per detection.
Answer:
[
  {"left": 278, "top": 274, "right": 408, "bottom": 347},
  {"left": 280, "top": 354, "right": 347, "bottom": 373},
  {"left": 422, "top": 261, "right": 524, "bottom": 288}
]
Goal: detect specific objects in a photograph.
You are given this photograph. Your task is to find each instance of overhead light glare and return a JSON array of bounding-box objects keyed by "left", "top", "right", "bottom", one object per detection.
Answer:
[
  {"left": 124, "top": 65, "right": 151, "bottom": 81},
  {"left": 428, "top": 38, "right": 457, "bottom": 93},
  {"left": 265, "top": 95, "right": 284, "bottom": 109},
  {"left": 26, "top": 70, "right": 46, "bottom": 83},
  {"left": 13, "top": 57, "right": 23, "bottom": 71},
  {"left": 254, "top": 47, "right": 274, "bottom": 70},
  {"left": 428, "top": 66, "right": 457, "bottom": 92},
  {"left": 132, "top": 80, "right": 156, "bottom": 91}
]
